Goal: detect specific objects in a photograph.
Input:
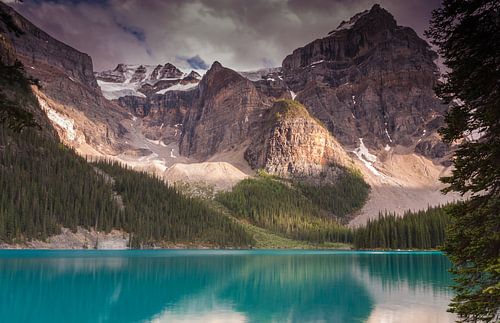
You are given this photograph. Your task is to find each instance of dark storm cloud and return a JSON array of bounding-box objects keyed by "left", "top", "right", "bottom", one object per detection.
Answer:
[
  {"left": 4, "top": 0, "right": 442, "bottom": 71},
  {"left": 184, "top": 55, "right": 209, "bottom": 70},
  {"left": 115, "top": 21, "right": 146, "bottom": 43}
]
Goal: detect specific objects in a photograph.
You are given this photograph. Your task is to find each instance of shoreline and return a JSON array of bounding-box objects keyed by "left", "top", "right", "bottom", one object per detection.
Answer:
[{"left": 0, "top": 245, "right": 444, "bottom": 252}]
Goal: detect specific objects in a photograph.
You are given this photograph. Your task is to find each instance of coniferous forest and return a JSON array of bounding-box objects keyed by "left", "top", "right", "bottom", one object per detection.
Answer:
[
  {"left": 216, "top": 174, "right": 354, "bottom": 243},
  {"left": 352, "top": 206, "right": 450, "bottom": 249},
  {"left": 0, "top": 61, "right": 253, "bottom": 247},
  {"left": 0, "top": 60, "right": 453, "bottom": 250},
  {"left": 0, "top": 123, "right": 253, "bottom": 247}
]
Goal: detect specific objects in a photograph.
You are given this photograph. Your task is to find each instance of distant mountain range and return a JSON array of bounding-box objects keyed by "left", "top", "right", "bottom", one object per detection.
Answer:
[{"left": 95, "top": 63, "right": 201, "bottom": 100}]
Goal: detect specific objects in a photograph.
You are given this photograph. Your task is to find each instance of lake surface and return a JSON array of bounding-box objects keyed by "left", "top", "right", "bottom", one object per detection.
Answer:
[{"left": 0, "top": 250, "right": 455, "bottom": 323}]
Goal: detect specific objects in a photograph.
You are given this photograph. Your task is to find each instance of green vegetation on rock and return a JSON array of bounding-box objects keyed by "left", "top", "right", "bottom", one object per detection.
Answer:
[{"left": 272, "top": 99, "right": 326, "bottom": 128}]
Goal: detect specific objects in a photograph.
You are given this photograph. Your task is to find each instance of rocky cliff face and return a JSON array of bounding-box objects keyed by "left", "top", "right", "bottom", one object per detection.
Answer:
[
  {"left": 0, "top": 2, "right": 127, "bottom": 155},
  {"left": 117, "top": 89, "right": 197, "bottom": 145},
  {"left": 0, "top": 4, "right": 96, "bottom": 89},
  {"left": 245, "top": 100, "right": 353, "bottom": 180},
  {"left": 179, "top": 61, "right": 272, "bottom": 159},
  {"left": 282, "top": 4, "right": 447, "bottom": 160},
  {"left": 0, "top": 33, "right": 15, "bottom": 65}
]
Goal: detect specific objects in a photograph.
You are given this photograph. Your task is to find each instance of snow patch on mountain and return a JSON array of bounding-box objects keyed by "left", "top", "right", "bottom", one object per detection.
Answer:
[
  {"left": 353, "top": 138, "right": 383, "bottom": 177},
  {"left": 97, "top": 80, "right": 147, "bottom": 100},
  {"left": 37, "top": 96, "right": 78, "bottom": 141},
  {"left": 239, "top": 67, "right": 282, "bottom": 81},
  {"left": 331, "top": 9, "right": 369, "bottom": 32},
  {"left": 155, "top": 82, "right": 198, "bottom": 94},
  {"left": 96, "top": 63, "right": 203, "bottom": 100}
]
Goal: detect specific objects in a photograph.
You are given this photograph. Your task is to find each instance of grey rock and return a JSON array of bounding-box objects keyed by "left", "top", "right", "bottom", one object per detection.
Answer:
[{"left": 282, "top": 4, "right": 447, "bottom": 153}]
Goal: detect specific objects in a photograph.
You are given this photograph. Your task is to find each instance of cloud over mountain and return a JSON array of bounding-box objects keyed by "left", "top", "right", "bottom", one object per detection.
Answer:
[{"left": 7, "top": 0, "right": 440, "bottom": 71}]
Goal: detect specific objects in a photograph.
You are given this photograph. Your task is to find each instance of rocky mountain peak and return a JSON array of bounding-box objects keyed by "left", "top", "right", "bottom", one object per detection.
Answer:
[
  {"left": 114, "top": 63, "right": 127, "bottom": 73},
  {"left": 330, "top": 4, "right": 396, "bottom": 34},
  {"left": 156, "top": 63, "right": 183, "bottom": 79},
  {"left": 281, "top": 5, "right": 446, "bottom": 160},
  {"left": 179, "top": 63, "right": 270, "bottom": 159},
  {"left": 95, "top": 62, "right": 200, "bottom": 100},
  {"left": 183, "top": 70, "right": 201, "bottom": 82},
  {"left": 0, "top": 2, "right": 98, "bottom": 90},
  {"left": 209, "top": 61, "right": 223, "bottom": 71},
  {"left": 0, "top": 2, "right": 127, "bottom": 154},
  {"left": 198, "top": 61, "right": 246, "bottom": 97}
]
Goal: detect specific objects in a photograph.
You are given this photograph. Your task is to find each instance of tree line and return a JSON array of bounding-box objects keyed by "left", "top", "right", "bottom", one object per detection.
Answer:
[
  {"left": 352, "top": 206, "right": 450, "bottom": 249},
  {"left": 217, "top": 173, "right": 451, "bottom": 249}
]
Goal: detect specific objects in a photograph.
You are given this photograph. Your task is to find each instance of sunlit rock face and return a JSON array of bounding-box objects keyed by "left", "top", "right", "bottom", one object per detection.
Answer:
[
  {"left": 282, "top": 4, "right": 448, "bottom": 160},
  {"left": 245, "top": 100, "right": 354, "bottom": 180}
]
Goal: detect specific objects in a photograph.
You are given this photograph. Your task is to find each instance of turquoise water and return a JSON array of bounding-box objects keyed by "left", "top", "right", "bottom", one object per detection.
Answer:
[{"left": 0, "top": 250, "right": 455, "bottom": 323}]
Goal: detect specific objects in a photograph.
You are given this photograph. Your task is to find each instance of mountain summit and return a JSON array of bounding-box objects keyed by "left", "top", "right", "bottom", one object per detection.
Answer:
[
  {"left": 330, "top": 4, "right": 396, "bottom": 33},
  {"left": 282, "top": 3, "right": 445, "bottom": 161}
]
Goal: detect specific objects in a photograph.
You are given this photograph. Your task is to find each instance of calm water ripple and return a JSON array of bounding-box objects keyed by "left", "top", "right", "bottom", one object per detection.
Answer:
[{"left": 0, "top": 250, "right": 455, "bottom": 323}]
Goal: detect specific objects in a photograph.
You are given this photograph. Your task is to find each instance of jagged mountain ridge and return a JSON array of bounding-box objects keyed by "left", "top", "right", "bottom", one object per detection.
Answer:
[
  {"left": 95, "top": 63, "right": 202, "bottom": 100},
  {"left": 0, "top": 2, "right": 460, "bottom": 225}
]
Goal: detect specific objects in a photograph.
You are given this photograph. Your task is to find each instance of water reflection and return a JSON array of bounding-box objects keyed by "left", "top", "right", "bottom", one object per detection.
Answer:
[{"left": 0, "top": 251, "right": 454, "bottom": 323}]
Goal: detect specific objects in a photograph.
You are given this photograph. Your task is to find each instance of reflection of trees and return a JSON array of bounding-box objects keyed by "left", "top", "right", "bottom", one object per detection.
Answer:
[
  {"left": 216, "top": 254, "right": 373, "bottom": 323},
  {"left": 0, "top": 251, "right": 452, "bottom": 323},
  {"left": 0, "top": 253, "right": 246, "bottom": 322},
  {"left": 355, "top": 253, "right": 453, "bottom": 293}
]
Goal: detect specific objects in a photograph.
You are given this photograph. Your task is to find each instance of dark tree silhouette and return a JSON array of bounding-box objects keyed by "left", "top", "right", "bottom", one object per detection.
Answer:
[{"left": 426, "top": 1, "right": 500, "bottom": 321}]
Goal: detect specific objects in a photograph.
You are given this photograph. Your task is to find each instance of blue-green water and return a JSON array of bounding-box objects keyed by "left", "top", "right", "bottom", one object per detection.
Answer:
[{"left": 0, "top": 250, "right": 455, "bottom": 323}]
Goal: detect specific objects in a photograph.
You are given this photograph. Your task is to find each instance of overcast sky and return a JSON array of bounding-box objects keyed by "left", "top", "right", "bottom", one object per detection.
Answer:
[{"left": 3, "top": 0, "right": 441, "bottom": 72}]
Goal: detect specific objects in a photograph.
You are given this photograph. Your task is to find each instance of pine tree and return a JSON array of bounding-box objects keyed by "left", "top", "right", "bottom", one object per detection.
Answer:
[{"left": 426, "top": 1, "right": 500, "bottom": 321}]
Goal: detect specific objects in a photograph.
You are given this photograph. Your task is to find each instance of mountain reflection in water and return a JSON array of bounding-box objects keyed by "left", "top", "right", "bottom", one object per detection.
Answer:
[{"left": 0, "top": 250, "right": 455, "bottom": 323}]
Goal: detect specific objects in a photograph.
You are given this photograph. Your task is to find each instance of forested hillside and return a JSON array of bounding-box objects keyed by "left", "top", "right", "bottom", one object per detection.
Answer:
[
  {"left": 296, "top": 169, "right": 369, "bottom": 222},
  {"left": 216, "top": 171, "right": 450, "bottom": 249},
  {"left": 0, "top": 61, "right": 252, "bottom": 248},
  {"left": 216, "top": 171, "right": 366, "bottom": 243},
  {"left": 93, "top": 161, "right": 253, "bottom": 247}
]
